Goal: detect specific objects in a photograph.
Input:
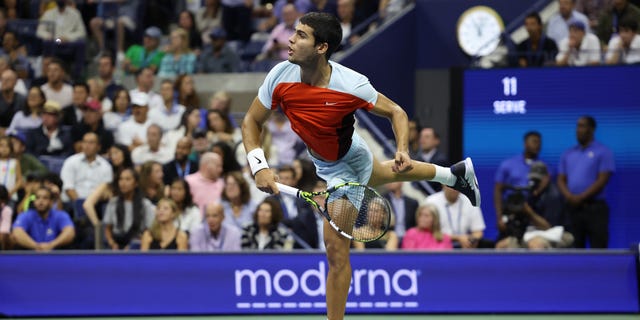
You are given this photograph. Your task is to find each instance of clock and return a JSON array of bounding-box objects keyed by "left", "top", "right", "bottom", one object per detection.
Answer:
[{"left": 456, "top": 6, "right": 505, "bottom": 57}]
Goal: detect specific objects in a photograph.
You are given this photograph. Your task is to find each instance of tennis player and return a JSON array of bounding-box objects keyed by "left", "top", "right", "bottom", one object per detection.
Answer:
[{"left": 242, "top": 12, "right": 480, "bottom": 320}]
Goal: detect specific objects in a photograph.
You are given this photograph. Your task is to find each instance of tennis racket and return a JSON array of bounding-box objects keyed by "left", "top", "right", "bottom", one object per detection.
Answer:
[{"left": 276, "top": 182, "right": 392, "bottom": 243}]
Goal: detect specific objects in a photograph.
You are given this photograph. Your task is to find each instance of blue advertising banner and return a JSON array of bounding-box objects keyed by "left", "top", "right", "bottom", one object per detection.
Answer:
[{"left": 0, "top": 251, "right": 637, "bottom": 316}]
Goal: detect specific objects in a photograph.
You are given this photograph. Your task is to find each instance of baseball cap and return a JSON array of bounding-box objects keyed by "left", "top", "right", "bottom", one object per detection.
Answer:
[
  {"left": 528, "top": 161, "right": 549, "bottom": 181},
  {"left": 209, "top": 27, "right": 227, "bottom": 40},
  {"left": 131, "top": 92, "right": 150, "bottom": 107},
  {"left": 7, "top": 129, "right": 26, "bottom": 145},
  {"left": 84, "top": 99, "right": 102, "bottom": 111},
  {"left": 42, "top": 100, "right": 61, "bottom": 114},
  {"left": 144, "top": 26, "right": 162, "bottom": 39},
  {"left": 568, "top": 19, "right": 586, "bottom": 31}
]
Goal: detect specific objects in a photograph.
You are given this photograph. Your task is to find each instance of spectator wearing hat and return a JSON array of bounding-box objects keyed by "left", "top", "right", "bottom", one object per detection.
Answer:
[
  {"left": 556, "top": 20, "right": 602, "bottom": 66},
  {"left": 605, "top": 18, "right": 640, "bottom": 64},
  {"left": 25, "top": 100, "right": 72, "bottom": 158},
  {"left": 62, "top": 82, "right": 89, "bottom": 127},
  {"left": 546, "top": 0, "right": 591, "bottom": 47},
  {"left": 40, "top": 58, "right": 73, "bottom": 108},
  {"left": 0, "top": 69, "right": 25, "bottom": 135},
  {"left": 71, "top": 99, "right": 114, "bottom": 154},
  {"left": 115, "top": 92, "right": 153, "bottom": 151},
  {"left": 7, "top": 130, "right": 47, "bottom": 178},
  {"left": 122, "top": 26, "right": 166, "bottom": 75},
  {"left": 197, "top": 27, "right": 241, "bottom": 73}
]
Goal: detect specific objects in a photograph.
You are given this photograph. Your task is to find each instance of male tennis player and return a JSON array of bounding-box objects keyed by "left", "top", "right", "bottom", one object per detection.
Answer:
[{"left": 242, "top": 12, "right": 480, "bottom": 320}]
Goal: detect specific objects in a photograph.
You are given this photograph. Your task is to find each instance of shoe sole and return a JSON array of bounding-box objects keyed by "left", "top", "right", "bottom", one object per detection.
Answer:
[{"left": 464, "top": 157, "right": 481, "bottom": 207}]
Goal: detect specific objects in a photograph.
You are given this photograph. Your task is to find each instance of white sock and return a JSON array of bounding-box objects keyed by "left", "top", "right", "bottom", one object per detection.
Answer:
[{"left": 432, "top": 164, "right": 456, "bottom": 186}]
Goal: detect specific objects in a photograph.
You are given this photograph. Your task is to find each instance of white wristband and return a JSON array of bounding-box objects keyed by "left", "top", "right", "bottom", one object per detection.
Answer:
[{"left": 247, "top": 148, "right": 269, "bottom": 176}]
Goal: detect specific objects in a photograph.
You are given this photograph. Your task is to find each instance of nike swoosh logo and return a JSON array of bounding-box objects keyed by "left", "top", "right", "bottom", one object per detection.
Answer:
[
  {"left": 254, "top": 156, "right": 262, "bottom": 164},
  {"left": 325, "top": 102, "right": 338, "bottom": 106}
]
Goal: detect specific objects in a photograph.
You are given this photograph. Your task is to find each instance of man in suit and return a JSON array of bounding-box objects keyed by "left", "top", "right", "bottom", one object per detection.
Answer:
[
  {"left": 411, "top": 127, "right": 449, "bottom": 195},
  {"left": 384, "top": 181, "right": 419, "bottom": 241},
  {"left": 163, "top": 137, "right": 199, "bottom": 185}
]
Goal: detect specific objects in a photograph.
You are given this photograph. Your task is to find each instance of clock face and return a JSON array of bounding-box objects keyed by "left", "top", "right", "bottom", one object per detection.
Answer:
[{"left": 456, "top": 6, "right": 505, "bottom": 57}]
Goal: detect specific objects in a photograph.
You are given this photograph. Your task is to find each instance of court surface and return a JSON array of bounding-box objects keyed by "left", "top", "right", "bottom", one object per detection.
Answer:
[{"left": 21, "top": 315, "right": 638, "bottom": 320}]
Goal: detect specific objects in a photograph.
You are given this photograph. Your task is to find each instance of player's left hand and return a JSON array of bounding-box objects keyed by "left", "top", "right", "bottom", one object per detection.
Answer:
[{"left": 392, "top": 151, "right": 413, "bottom": 173}]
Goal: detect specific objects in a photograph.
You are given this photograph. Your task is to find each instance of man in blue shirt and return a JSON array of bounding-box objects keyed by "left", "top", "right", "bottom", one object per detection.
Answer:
[
  {"left": 12, "top": 186, "right": 75, "bottom": 251},
  {"left": 494, "top": 131, "right": 549, "bottom": 234},
  {"left": 558, "top": 116, "right": 614, "bottom": 248}
]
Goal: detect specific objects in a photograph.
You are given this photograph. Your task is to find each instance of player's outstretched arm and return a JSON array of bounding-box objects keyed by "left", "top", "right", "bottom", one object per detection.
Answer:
[
  {"left": 370, "top": 93, "right": 412, "bottom": 173},
  {"left": 241, "top": 97, "right": 278, "bottom": 194}
]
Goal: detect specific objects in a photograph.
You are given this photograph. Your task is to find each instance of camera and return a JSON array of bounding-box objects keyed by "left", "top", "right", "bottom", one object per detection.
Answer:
[{"left": 502, "top": 185, "right": 532, "bottom": 240}]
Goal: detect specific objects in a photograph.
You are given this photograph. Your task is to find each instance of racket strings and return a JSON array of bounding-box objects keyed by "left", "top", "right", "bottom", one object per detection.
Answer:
[{"left": 326, "top": 185, "right": 391, "bottom": 242}]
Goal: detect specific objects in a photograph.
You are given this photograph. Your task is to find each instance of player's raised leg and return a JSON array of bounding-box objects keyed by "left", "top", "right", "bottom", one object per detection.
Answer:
[{"left": 368, "top": 156, "right": 481, "bottom": 206}]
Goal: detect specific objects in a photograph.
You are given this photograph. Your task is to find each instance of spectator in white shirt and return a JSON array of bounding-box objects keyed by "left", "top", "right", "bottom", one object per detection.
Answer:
[
  {"left": 131, "top": 124, "right": 174, "bottom": 166},
  {"left": 148, "top": 80, "right": 186, "bottom": 132},
  {"left": 546, "top": 0, "right": 591, "bottom": 47},
  {"left": 556, "top": 20, "right": 602, "bottom": 66},
  {"left": 605, "top": 18, "right": 640, "bottom": 65},
  {"left": 129, "top": 67, "right": 163, "bottom": 111},
  {"left": 60, "top": 132, "right": 113, "bottom": 203},
  {"left": 115, "top": 92, "right": 152, "bottom": 151},
  {"left": 40, "top": 58, "right": 73, "bottom": 108},
  {"left": 423, "top": 185, "right": 486, "bottom": 249}
]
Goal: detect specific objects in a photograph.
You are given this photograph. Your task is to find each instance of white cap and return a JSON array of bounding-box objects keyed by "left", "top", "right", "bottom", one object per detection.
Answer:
[{"left": 131, "top": 92, "right": 150, "bottom": 107}]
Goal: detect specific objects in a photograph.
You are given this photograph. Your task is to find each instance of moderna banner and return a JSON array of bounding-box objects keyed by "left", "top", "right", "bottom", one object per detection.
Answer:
[{"left": 0, "top": 251, "right": 637, "bottom": 316}]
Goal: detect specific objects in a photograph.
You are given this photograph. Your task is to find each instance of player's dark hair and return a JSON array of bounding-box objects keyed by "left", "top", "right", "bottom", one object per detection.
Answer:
[
  {"left": 525, "top": 12, "right": 542, "bottom": 26},
  {"left": 581, "top": 115, "right": 597, "bottom": 129},
  {"left": 523, "top": 130, "right": 541, "bottom": 141},
  {"left": 299, "top": 12, "right": 342, "bottom": 59}
]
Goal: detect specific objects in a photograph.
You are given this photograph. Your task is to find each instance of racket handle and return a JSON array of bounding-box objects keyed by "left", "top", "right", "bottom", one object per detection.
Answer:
[{"left": 275, "top": 182, "right": 301, "bottom": 197}]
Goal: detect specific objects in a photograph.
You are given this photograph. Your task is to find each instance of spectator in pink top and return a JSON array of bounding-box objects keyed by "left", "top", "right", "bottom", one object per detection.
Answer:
[
  {"left": 261, "top": 4, "right": 299, "bottom": 61},
  {"left": 185, "top": 152, "right": 224, "bottom": 214},
  {"left": 402, "top": 204, "right": 452, "bottom": 250}
]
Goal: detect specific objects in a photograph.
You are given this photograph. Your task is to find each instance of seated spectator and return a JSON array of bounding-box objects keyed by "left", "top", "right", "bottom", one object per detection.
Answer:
[
  {"left": 259, "top": 0, "right": 310, "bottom": 32},
  {"left": 40, "top": 58, "right": 73, "bottom": 108},
  {"left": 596, "top": 0, "right": 640, "bottom": 46},
  {"left": 189, "top": 201, "right": 242, "bottom": 251},
  {"left": 36, "top": 1, "right": 87, "bottom": 79},
  {"left": 412, "top": 127, "right": 448, "bottom": 195},
  {"left": 495, "top": 201, "right": 556, "bottom": 250},
  {"left": 200, "top": 90, "right": 236, "bottom": 129},
  {"left": 575, "top": 0, "right": 610, "bottom": 30},
  {"left": 7, "top": 130, "right": 48, "bottom": 178},
  {"left": 148, "top": 80, "right": 186, "bottom": 131},
  {"left": 221, "top": 171, "right": 257, "bottom": 229},
  {"left": 115, "top": 92, "right": 153, "bottom": 151},
  {"left": 94, "top": 54, "right": 124, "bottom": 101},
  {"left": 206, "top": 109, "right": 241, "bottom": 147},
  {"left": 556, "top": 20, "right": 602, "bottom": 66},
  {"left": 605, "top": 18, "right": 640, "bottom": 64},
  {"left": 353, "top": 198, "right": 399, "bottom": 251},
  {"left": 8, "top": 86, "right": 44, "bottom": 133},
  {"left": 61, "top": 82, "right": 89, "bottom": 127},
  {"left": 87, "top": 77, "right": 112, "bottom": 112},
  {"left": 70, "top": 99, "right": 115, "bottom": 154},
  {"left": 175, "top": 74, "right": 201, "bottom": 110},
  {"left": 547, "top": 0, "right": 591, "bottom": 47},
  {"left": 103, "top": 167, "right": 155, "bottom": 250},
  {"left": 168, "top": 178, "right": 201, "bottom": 233},
  {"left": 131, "top": 124, "right": 173, "bottom": 166},
  {"left": 268, "top": 110, "right": 303, "bottom": 167},
  {"left": 424, "top": 185, "right": 487, "bottom": 249},
  {"left": 196, "top": 0, "right": 223, "bottom": 46},
  {"left": 241, "top": 198, "right": 292, "bottom": 250},
  {"left": 129, "top": 67, "right": 163, "bottom": 111},
  {"left": 0, "top": 185, "right": 12, "bottom": 250},
  {"left": 185, "top": 152, "right": 224, "bottom": 211},
  {"left": 383, "top": 181, "right": 419, "bottom": 240},
  {"left": 401, "top": 204, "right": 453, "bottom": 250},
  {"left": 178, "top": 10, "right": 203, "bottom": 52},
  {"left": 163, "top": 137, "right": 199, "bottom": 185},
  {"left": 0, "top": 136, "right": 22, "bottom": 200},
  {"left": 0, "top": 56, "right": 27, "bottom": 96},
  {"left": 25, "top": 100, "right": 73, "bottom": 157},
  {"left": 12, "top": 186, "right": 75, "bottom": 251},
  {"left": 60, "top": 132, "right": 113, "bottom": 206},
  {"left": 293, "top": 158, "right": 320, "bottom": 191},
  {"left": 378, "top": 0, "right": 407, "bottom": 22},
  {"left": 259, "top": 4, "right": 299, "bottom": 61},
  {"left": 189, "top": 127, "right": 211, "bottom": 163},
  {"left": 0, "top": 69, "right": 25, "bottom": 134},
  {"left": 516, "top": 12, "right": 558, "bottom": 67},
  {"left": 211, "top": 141, "right": 242, "bottom": 174},
  {"left": 197, "top": 28, "right": 241, "bottom": 73},
  {"left": 166, "top": 108, "right": 203, "bottom": 153},
  {"left": 0, "top": 31, "right": 30, "bottom": 79},
  {"left": 157, "top": 28, "right": 197, "bottom": 78},
  {"left": 221, "top": 0, "right": 253, "bottom": 41},
  {"left": 140, "top": 198, "right": 188, "bottom": 251},
  {"left": 122, "top": 26, "right": 165, "bottom": 75},
  {"left": 139, "top": 160, "right": 165, "bottom": 204},
  {"left": 103, "top": 89, "right": 131, "bottom": 132},
  {"left": 337, "top": 0, "right": 359, "bottom": 46},
  {"left": 310, "top": 0, "right": 338, "bottom": 16},
  {"left": 89, "top": 0, "right": 141, "bottom": 63}
]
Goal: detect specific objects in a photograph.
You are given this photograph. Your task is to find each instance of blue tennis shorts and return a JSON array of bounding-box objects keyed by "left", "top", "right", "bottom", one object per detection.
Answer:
[{"left": 308, "top": 132, "right": 373, "bottom": 189}]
